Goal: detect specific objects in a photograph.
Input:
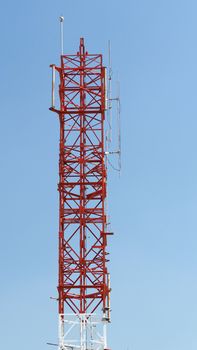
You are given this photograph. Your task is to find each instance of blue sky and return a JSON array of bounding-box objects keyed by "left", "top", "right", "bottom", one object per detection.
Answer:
[{"left": 1, "top": 0, "right": 197, "bottom": 349}]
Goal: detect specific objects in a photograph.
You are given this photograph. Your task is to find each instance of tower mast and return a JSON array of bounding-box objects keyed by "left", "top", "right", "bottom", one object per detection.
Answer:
[{"left": 50, "top": 37, "right": 111, "bottom": 350}]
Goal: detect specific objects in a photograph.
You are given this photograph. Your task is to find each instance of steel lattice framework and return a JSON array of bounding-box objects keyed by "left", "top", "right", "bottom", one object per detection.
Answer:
[{"left": 50, "top": 39, "right": 111, "bottom": 339}]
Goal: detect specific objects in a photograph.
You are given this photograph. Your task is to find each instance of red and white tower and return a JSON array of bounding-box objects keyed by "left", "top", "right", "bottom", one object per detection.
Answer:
[{"left": 50, "top": 35, "right": 111, "bottom": 350}]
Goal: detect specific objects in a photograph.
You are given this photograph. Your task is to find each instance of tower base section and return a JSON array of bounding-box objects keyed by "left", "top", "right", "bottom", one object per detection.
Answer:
[{"left": 58, "top": 313, "right": 108, "bottom": 350}]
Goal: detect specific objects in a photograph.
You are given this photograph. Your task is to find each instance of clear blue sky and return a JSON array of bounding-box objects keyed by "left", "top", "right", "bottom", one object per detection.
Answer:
[{"left": 1, "top": 0, "right": 197, "bottom": 349}]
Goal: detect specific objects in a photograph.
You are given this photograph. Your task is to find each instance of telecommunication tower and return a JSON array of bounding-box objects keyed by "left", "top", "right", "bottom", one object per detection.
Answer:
[{"left": 49, "top": 27, "right": 117, "bottom": 350}]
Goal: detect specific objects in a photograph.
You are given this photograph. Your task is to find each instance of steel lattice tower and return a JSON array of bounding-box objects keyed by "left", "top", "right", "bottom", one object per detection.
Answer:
[{"left": 50, "top": 38, "right": 111, "bottom": 350}]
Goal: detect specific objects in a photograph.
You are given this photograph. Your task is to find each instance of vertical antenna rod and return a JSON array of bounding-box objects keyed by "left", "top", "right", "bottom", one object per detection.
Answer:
[
  {"left": 117, "top": 80, "right": 121, "bottom": 174},
  {"left": 59, "top": 16, "right": 64, "bottom": 55},
  {"left": 108, "top": 40, "right": 112, "bottom": 145},
  {"left": 51, "top": 64, "right": 55, "bottom": 108}
]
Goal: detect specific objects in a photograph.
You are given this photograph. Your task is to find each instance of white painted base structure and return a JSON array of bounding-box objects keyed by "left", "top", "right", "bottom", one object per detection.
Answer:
[{"left": 58, "top": 314, "right": 108, "bottom": 350}]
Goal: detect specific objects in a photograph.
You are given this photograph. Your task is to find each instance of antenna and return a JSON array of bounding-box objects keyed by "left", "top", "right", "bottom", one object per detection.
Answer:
[
  {"left": 59, "top": 16, "right": 64, "bottom": 55},
  {"left": 108, "top": 40, "right": 112, "bottom": 145},
  {"left": 51, "top": 64, "right": 55, "bottom": 109},
  {"left": 116, "top": 79, "right": 121, "bottom": 175},
  {"left": 105, "top": 42, "right": 122, "bottom": 176}
]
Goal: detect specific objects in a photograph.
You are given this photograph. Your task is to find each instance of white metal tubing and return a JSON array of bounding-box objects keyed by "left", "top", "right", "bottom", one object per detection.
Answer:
[
  {"left": 58, "top": 315, "right": 64, "bottom": 350},
  {"left": 103, "top": 320, "right": 107, "bottom": 349},
  {"left": 58, "top": 313, "right": 107, "bottom": 350},
  {"left": 51, "top": 65, "right": 55, "bottom": 108}
]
